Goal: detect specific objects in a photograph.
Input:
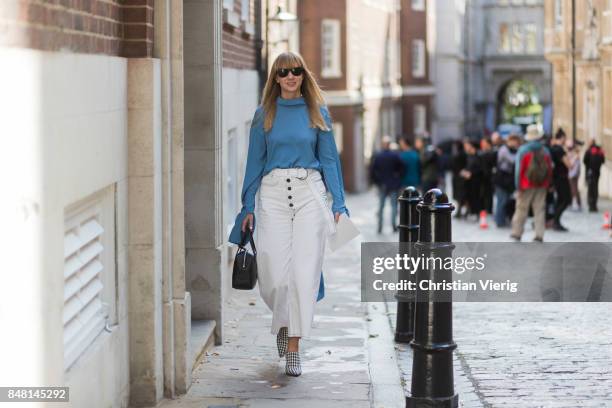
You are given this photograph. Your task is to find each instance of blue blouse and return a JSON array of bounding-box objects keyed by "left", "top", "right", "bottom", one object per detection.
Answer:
[
  {"left": 229, "top": 95, "right": 349, "bottom": 245},
  {"left": 243, "top": 95, "right": 348, "bottom": 215},
  {"left": 228, "top": 96, "right": 349, "bottom": 302}
]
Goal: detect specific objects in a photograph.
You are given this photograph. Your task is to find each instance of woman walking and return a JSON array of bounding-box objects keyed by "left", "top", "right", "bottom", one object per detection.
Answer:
[{"left": 229, "top": 52, "right": 348, "bottom": 377}]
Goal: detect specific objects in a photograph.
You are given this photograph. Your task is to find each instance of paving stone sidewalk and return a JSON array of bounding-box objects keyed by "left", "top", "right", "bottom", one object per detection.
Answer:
[{"left": 159, "top": 190, "right": 405, "bottom": 407}]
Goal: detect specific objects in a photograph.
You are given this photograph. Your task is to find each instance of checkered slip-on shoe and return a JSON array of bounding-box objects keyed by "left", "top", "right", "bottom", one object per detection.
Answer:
[
  {"left": 285, "top": 351, "right": 302, "bottom": 377},
  {"left": 277, "top": 327, "right": 288, "bottom": 358}
]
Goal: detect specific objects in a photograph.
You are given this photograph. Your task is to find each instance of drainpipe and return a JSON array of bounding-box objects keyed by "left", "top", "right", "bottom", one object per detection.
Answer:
[
  {"left": 255, "top": 0, "right": 265, "bottom": 98},
  {"left": 571, "top": 0, "right": 576, "bottom": 142}
]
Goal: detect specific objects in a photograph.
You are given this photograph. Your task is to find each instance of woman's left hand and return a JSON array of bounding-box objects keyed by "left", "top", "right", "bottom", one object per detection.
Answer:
[{"left": 334, "top": 212, "right": 341, "bottom": 223}]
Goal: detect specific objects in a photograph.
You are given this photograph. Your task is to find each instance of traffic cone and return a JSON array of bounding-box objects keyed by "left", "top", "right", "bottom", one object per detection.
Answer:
[
  {"left": 479, "top": 210, "right": 488, "bottom": 229},
  {"left": 603, "top": 211, "right": 611, "bottom": 229}
]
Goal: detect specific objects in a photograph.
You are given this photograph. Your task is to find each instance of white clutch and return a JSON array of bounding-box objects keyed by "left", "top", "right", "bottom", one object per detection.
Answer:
[{"left": 328, "top": 213, "right": 360, "bottom": 252}]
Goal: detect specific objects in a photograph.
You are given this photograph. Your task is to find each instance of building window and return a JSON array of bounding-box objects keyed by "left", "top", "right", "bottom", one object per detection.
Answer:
[
  {"left": 499, "top": 23, "right": 535, "bottom": 54},
  {"left": 224, "top": 0, "right": 234, "bottom": 9},
  {"left": 411, "top": 39, "right": 425, "bottom": 78},
  {"left": 382, "top": 108, "right": 390, "bottom": 137},
  {"left": 413, "top": 104, "right": 427, "bottom": 136},
  {"left": 511, "top": 24, "right": 525, "bottom": 53},
  {"left": 554, "top": 0, "right": 563, "bottom": 28},
  {"left": 241, "top": 0, "right": 250, "bottom": 21},
  {"left": 321, "top": 19, "right": 341, "bottom": 78},
  {"left": 385, "top": 39, "right": 399, "bottom": 80},
  {"left": 525, "top": 23, "right": 537, "bottom": 53},
  {"left": 412, "top": 0, "right": 425, "bottom": 11},
  {"left": 332, "top": 122, "right": 343, "bottom": 153},
  {"left": 499, "top": 23, "right": 511, "bottom": 53}
]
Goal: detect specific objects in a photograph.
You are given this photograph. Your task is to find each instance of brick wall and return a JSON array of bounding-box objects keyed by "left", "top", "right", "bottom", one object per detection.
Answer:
[
  {"left": 299, "top": 0, "right": 346, "bottom": 91},
  {"left": 222, "top": 0, "right": 257, "bottom": 70},
  {"left": 0, "top": 0, "right": 154, "bottom": 57}
]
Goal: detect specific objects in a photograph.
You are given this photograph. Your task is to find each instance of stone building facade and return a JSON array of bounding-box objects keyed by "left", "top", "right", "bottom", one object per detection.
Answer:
[
  {"left": 431, "top": 0, "right": 552, "bottom": 141},
  {"left": 544, "top": 0, "right": 612, "bottom": 196},
  {"left": 401, "top": 0, "right": 435, "bottom": 143},
  {"left": 466, "top": 0, "right": 552, "bottom": 137},
  {"left": 298, "top": 0, "right": 434, "bottom": 192},
  {"left": 430, "top": 0, "right": 467, "bottom": 143},
  {"left": 1, "top": 0, "right": 228, "bottom": 406}
]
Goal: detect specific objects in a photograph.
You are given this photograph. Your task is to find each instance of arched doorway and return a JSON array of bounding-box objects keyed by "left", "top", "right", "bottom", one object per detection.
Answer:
[{"left": 496, "top": 79, "right": 543, "bottom": 133}]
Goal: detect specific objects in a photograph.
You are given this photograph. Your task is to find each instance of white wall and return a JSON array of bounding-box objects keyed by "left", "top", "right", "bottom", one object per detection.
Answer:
[
  {"left": 0, "top": 47, "right": 130, "bottom": 407},
  {"left": 221, "top": 67, "right": 259, "bottom": 297}
]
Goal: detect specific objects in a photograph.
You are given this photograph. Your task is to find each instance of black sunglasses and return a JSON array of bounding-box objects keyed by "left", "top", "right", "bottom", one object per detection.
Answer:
[{"left": 277, "top": 67, "right": 304, "bottom": 78}]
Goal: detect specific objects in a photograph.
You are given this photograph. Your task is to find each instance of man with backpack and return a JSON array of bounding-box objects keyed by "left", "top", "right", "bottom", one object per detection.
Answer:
[
  {"left": 510, "top": 125, "right": 553, "bottom": 242},
  {"left": 583, "top": 138, "right": 605, "bottom": 212}
]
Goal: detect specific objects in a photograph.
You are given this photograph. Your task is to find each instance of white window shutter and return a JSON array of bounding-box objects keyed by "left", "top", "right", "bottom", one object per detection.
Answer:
[{"left": 63, "top": 198, "right": 109, "bottom": 371}]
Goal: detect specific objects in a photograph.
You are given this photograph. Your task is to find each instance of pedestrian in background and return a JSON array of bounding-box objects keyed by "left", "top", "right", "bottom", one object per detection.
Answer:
[
  {"left": 479, "top": 138, "right": 496, "bottom": 214},
  {"left": 370, "top": 136, "right": 405, "bottom": 234},
  {"left": 415, "top": 136, "right": 439, "bottom": 192},
  {"left": 493, "top": 134, "right": 520, "bottom": 227},
  {"left": 511, "top": 125, "right": 552, "bottom": 242},
  {"left": 491, "top": 131, "right": 503, "bottom": 148},
  {"left": 583, "top": 138, "right": 605, "bottom": 212},
  {"left": 399, "top": 137, "right": 421, "bottom": 191},
  {"left": 566, "top": 140, "right": 582, "bottom": 212},
  {"left": 542, "top": 134, "right": 556, "bottom": 227},
  {"left": 550, "top": 129, "right": 572, "bottom": 231},
  {"left": 451, "top": 140, "right": 468, "bottom": 218},
  {"left": 460, "top": 139, "right": 483, "bottom": 221}
]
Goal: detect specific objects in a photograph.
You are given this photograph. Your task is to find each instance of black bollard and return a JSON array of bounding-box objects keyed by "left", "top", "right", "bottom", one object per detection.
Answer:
[
  {"left": 406, "top": 188, "right": 458, "bottom": 408},
  {"left": 395, "top": 186, "right": 421, "bottom": 343}
]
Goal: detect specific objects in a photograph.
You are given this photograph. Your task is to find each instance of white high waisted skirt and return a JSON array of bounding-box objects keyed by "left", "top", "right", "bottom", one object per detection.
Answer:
[{"left": 254, "top": 167, "right": 336, "bottom": 338}]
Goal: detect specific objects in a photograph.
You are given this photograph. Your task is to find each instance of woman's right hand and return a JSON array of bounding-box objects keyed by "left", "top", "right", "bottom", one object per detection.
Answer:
[{"left": 241, "top": 213, "right": 254, "bottom": 232}]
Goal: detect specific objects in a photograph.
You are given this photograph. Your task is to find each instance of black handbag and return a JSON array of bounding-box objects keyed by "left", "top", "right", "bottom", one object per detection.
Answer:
[{"left": 232, "top": 229, "right": 258, "bottom": 290}]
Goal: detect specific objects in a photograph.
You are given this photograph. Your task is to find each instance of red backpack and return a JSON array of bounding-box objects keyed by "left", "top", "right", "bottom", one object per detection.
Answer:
[{"left": 520, "top": 147, "right": 551, "bottom": 189}]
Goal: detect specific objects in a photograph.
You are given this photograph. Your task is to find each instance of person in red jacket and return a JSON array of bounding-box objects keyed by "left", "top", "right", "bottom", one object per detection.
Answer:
[
  {"left": 583, "top": 138, "right": 605, "bottom": 212},
  {"left": 510, "top": 125, "right": 553, "bottom": 242}
]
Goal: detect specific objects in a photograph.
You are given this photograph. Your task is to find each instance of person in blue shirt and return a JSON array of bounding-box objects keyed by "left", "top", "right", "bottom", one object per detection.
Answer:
[
  {"left": 228, "top": 51, "right": 348, "bottom": 377},
  {"left": 398, "top": 137, "right": 421, "bottom": 191},
  {"left": 369, "top": 136, "right": 405, "bottom": 233}
]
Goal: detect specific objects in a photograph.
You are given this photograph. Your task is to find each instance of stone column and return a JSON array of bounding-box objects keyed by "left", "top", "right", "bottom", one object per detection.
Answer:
[
  {"left": 127, "top": 58, "right": 164, "bottom": 407},
  {"left": 184, "top": 0, "right": 224, "bottom": 342},
  {"left": 153, "top": 0, "right": 191, "bottom": 398}
]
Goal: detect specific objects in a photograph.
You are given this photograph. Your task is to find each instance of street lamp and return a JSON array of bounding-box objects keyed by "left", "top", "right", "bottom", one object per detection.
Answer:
[{"left": 263, "top": 4, "right": 298, "bottom": 89}]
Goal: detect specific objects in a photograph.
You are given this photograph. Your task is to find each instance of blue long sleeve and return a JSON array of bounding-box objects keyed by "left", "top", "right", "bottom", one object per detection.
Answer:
[
  {"left": 317, "top": 106, "right": 349, "bottom": 216},
  {"left": 231, "top": 96, "right": 350, "bottom": 245},
  {"left": 229, "top": 98, "right": 347, "bottom": 303},
  {"left": 241, "top": 107, "right": 266, "bottom": 213}
]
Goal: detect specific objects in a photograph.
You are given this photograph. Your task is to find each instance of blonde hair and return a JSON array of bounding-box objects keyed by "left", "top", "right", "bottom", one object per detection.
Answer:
[{"left": 260, "top": 51, "right": 329, "bottom": 132}]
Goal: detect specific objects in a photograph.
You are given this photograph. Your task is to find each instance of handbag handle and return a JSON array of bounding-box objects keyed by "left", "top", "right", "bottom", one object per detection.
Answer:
[{"left": 239, "top": 228, "right": 257, "bottom": 255}]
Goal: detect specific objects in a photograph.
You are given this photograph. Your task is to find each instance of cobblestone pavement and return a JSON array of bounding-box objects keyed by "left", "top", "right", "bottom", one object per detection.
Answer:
[{"left": 352, "top": 185, "right": 612, "bottom": 408}]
